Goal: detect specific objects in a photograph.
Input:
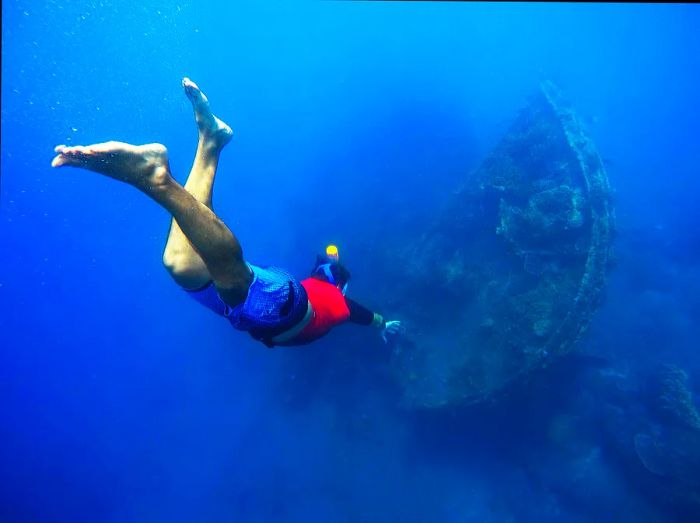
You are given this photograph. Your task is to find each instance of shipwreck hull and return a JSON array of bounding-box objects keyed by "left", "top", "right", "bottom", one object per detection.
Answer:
[{"left": 388, "top": 82, "right": 615, "bottom": 408}]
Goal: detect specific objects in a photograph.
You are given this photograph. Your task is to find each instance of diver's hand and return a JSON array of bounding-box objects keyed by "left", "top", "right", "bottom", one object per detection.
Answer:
[{"left": 381, "top": 320, "right": 403, "bottom": 344}]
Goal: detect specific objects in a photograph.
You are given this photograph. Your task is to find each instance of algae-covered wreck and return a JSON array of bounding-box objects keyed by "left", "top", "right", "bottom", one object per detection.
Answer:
[{"left": 385, "top": 82, "right": 615, "bottom": 408}]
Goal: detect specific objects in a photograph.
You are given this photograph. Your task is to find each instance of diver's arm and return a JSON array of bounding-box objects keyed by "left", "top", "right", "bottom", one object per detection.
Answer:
[
  {"left": 346, "top": 298, "right": 384, "bottom": 328},
  {"left": 346, "top": 298, "right": 403, "bottom": 343}
]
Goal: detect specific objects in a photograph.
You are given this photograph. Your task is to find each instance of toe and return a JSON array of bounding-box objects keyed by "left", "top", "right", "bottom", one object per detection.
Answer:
[
  {"left": 51, "top": 152, "right": 82, "bottom": 167},
  {"left": 60, "top": 146, "right": 82, "bottom": 156},
  {"left": 69, "top": 145, "right": 87, "bottom": 156},
  {"left": 183, "top": 77, "right": 197, "bottom": 93},
  {"left": 51, "top": 154, "right": 64, "bottom": 167}
]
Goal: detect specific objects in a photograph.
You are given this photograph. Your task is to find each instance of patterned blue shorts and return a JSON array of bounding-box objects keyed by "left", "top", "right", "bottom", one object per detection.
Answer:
[{"left": 186, "top": 263, "right": 308, "bottom": 334}]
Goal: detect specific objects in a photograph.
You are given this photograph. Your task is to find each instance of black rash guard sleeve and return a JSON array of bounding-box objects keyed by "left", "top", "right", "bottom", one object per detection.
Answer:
[{"left": 345, "top": 298, "right": 383, "bottom": 327}]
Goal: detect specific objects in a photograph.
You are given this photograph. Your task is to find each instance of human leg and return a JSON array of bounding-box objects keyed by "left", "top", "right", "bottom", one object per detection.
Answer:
[
  {"left": 162, "top": 77, "right": 234, "bottom": 290},
  {"left": 51, "top": 141, "right": 253, "bottom": 306}
]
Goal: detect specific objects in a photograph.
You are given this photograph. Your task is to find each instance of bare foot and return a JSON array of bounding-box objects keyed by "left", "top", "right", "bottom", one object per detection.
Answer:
[
  {"left": 182, "top": 77, "right": 233, "bottom": 149},
  {"left": 51, "top": 141, "right": 171, "bottom": 191}
]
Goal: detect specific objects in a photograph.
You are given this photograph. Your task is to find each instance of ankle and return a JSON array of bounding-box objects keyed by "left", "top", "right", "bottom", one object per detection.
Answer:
[
  {"left": 196, "top": 143, "right": 223, "bottom": 165},
  {"left": 140, "top": 165, "right": 173, "bottom": 195}
]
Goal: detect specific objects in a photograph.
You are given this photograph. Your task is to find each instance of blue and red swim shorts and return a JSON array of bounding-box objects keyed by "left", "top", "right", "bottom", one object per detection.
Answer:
[{"left": 186, "top": 263, "right": 308, "bottom": 335}]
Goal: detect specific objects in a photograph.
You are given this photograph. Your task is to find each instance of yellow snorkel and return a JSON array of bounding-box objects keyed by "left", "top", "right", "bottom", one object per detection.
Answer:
[
  {"left": 313, "top": 244, "right": 347, "bottom": 295},
  {"left": 325, "top": 244, "right": 339, "bottom": 262}
]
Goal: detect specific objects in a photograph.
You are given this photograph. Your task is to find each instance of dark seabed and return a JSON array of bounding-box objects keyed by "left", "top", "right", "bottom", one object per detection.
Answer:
[{"left": 2, "top": 2, "right": 699, "bottom": 522}]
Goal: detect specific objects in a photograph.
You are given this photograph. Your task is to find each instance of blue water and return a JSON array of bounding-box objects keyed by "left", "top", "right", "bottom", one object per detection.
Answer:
[{"left": 2, "top": 2, "right": 700, "bottom": 522}]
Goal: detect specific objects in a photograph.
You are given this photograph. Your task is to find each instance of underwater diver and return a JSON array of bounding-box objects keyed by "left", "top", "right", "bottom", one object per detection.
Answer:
[{"left": 51, "top": 78, "right": 402, "bottom": 348}]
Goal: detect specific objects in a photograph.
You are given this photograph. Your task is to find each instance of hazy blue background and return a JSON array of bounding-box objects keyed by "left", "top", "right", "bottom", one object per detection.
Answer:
[{"left": 2, "top": 1, "right": 699, "bottom": 522}]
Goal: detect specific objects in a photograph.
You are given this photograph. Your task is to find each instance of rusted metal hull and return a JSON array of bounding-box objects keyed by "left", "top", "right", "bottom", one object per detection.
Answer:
[{"left": 387, "top": 82, "right": 615, "bottom": 408}]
